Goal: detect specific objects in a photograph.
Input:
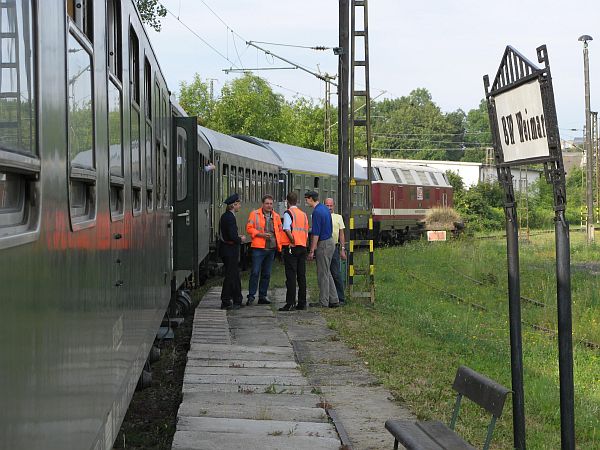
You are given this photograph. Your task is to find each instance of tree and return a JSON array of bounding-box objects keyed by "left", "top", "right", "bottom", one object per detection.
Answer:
[
  {"left": 280, "top": 98, "right": 326, "bottom": 151},
  {"left": 371, "top": 88, "right": 465, "bottom": 160},
  {"left": 209, "top": 74, "right": 286, "bottom": 141},
  {"left": 178, "top": 75, "right": 214, "bottom": 125},
  {"left": 136, "top": 0, "right": 167, "bottom": 32},
  {"left": 461, "top": 99, "right": 492, "bottom": 163}
]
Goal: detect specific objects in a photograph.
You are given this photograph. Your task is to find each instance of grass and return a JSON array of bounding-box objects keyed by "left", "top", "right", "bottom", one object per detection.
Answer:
[{"left": 321, "top": 232, "right": 600, "bottom": 450}]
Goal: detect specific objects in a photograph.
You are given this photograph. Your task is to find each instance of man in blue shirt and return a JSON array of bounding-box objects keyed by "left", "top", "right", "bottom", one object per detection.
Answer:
[{"left": 305, "top": 191, "right": 339, "bottom": 308}]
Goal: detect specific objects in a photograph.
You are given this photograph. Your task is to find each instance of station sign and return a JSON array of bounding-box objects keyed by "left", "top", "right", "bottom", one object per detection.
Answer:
[
  {"left": 494, "top": 80, "right": 549, "bottom": 164},
  {"left": 486, "top": 45, "right": 559, "bottom": 167}
]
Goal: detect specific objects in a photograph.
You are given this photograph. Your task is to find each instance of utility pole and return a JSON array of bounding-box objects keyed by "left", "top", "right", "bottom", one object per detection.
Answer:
[
  {"left": 338, "top": 0, "right": 350, "bottom": 225},
  {"left": 579, "top": 35, "right": 594, "bottom": 243},
  {"left": 593, "top": 111, "right": 599, "bottom": 222}
]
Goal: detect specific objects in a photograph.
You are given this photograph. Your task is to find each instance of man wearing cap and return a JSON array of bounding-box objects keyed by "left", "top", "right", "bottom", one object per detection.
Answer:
[
  {"left": 279, "top": 191, "right": 309, "bottom": 312},
  {"left": 324, "top": 197, "right": 346, "bottom": 304},
  {"left": 246, "top": 194, "right": 284, "bottom": 305},
  {"left": 219, "top": 193, "right": 246, "bottom": 310},
  {"left": 305, "top": 191, "right": 339, "bottom": 308}
]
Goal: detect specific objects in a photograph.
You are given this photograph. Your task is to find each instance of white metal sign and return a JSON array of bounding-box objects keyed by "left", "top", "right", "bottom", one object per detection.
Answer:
[
  {"left": 416, "top": 186, "right": 423, "bottom": 200},
  {"left": 494, "top": 80, "right": 550, "bottom": 164}
]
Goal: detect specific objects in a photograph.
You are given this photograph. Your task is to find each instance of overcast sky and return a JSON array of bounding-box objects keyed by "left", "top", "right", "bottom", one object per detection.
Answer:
[{"left": 148, "top": 0, "right": 600, "bottom": 141}]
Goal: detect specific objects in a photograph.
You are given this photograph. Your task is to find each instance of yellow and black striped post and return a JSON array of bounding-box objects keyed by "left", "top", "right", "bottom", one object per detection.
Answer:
[{"left": 348, "top": 214, "right": 375, "bottom": 304}]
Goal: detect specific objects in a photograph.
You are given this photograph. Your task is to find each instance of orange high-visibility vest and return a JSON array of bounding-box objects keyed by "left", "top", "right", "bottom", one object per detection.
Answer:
[
  {"left": 280, "top": 207, "right": 309, "bottom": 247},
  {"left": 246, "top": 208, "right": 283, "bottom": 251}
]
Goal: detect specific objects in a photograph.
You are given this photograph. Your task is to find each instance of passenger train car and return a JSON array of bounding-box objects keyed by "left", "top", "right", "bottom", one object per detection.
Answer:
[
  {"left": 0, "top": 2, "right": 453, "bottom": 449},
  {"left": 1, "top": 1, "right": 179, "bottom": 449}
]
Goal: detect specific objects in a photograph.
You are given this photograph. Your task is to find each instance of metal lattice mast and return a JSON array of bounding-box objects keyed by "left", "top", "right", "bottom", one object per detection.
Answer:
[
  {"left": 324, "top": 77, "right": 332, "bottom": 152},
  {"left": 348, "top": 0, "right": 374, "bottom": 303}
]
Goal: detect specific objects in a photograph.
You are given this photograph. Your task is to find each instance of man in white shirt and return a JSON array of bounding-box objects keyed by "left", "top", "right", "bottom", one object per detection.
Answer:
[{"left": 324, "top": 198, "right": 346, "bottom": 304}]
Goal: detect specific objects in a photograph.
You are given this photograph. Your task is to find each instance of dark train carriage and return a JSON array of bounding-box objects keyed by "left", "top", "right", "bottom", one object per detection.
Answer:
[
  {"left": 0, "top": 1, "right": 175, "bottom": 449},
  {"left": 368, "top": 162, "right": 453, "bottom": 242},
  {"left": 198, "top": 127, "right": 281, "bottom": 251}
]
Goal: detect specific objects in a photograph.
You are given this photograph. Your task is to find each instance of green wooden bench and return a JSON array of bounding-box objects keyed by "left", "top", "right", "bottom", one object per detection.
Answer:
[{"left": 385, "top": 366, "right": 511, "bottom": 450}]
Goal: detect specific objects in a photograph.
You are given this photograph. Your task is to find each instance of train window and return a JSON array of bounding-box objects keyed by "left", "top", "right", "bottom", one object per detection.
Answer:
[
  {"left": 67, "top": 31, "right": 96, "bottom": 228},
  {"left": 245, "top": 169, "right": 250, "bottom": 202},
  {"left": 153, "top": 81, "right": 160, "bottom": 140},
  {"left": 0, "top": 171, "right": 26, "bottom": 230},
  {"left": 429, "top": 172, "right": 439, "bottom": 186},
  {"left": 0, "top": 0, "right": 36, "bottom": 156},
  {"left": 161, "top": 145, "right": 167, "bottom": 207},
  {"left": 221, "top": 164, "right": 228, "bottom": 200},
  {"left": 257, "top": 171, "right": 262, "bottom": 198},
  {"left": 371, "top": 168, "right": 382, "bottom": 181},
  {"left": 155, "top": 140, "right": 161, "bottom": 208},
  {"left": 416, "top": 171, "right": 429, "bottom": 186},
  {"left": 108, "top": 81, "right": 123, "bottom": 176},
  {"left": 110, "top": 184, "right": 123, "bottom": 216},
  {"left": 229, "top": 166, "right": 236, "bottom": 197},
  {"left": 425, "top": 189, "right": 431, "bottom": 200},
  {"left": 264, "top": 172, "right": 269, "bottom": 195},
  {"left": 238, "top": 168, "right": 243, "bottom": 199},
  {"left": 129, "top": 27, "right": 140, "bottom": 105},
  {"left": 145, "top": 123, "right": 153, "bottom": 210},
  {"left": 131, "top": 109, "right": 142, "bottom": 215},
  {"left": 313, "top": 176, "right": 319, "bottom": 189},
  {"left": 67, "top": 0, "right": 93, "bottom": 41},
  {"left": 131, "top": 108, "right": 141, "bottom": 182},
  {"left": 107, "top": 0, "right": 122, "bottom": 79},
  {"left": 176, "top": 127, "right": 187, "bottom": 201},
  {"left": 402, "top": 169, "right": 415, "bottom": 185},
  {"left": 144, "top": 58, "right": 152, "bottom": 119},
  {"left": 391, "top": 169, "right": 402, "bottom": 184},
  {"left": 162, "top": 95, "right": 168, "bottom": 146},
  {"left": 251, "top": 170, "right": 256, "bottom": 201}
]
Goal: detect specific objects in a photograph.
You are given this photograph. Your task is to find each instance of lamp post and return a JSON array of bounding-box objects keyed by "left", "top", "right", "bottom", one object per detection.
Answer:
[{"left": 579, "top": 34, "right": 594, "bottom": 243}]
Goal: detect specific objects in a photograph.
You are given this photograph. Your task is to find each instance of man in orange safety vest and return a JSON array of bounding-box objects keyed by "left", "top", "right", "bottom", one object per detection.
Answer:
[
  {"left": 278, "top": 191, "right": 309, "bottom": 311},
  {"left": 246, "top": 194, "right": 284, "bottom": 305}
]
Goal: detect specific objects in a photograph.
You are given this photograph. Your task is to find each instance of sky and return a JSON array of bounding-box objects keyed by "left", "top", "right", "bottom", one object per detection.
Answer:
[{"left": 147, "top": 0, "right": 600, "bottom": 142}]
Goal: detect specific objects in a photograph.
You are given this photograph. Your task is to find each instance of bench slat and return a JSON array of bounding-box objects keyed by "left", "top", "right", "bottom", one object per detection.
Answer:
[
  {"left": 385, "top": 419, "right": 444, "bottom": 450},
  {"left": 417, "top": 421, "right": 476, "bottom": 450},
  {"left": 452, "top": 366, "right": 510, "bottom": 418}
]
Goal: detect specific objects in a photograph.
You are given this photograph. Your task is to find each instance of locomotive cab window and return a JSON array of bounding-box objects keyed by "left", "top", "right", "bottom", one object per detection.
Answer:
[
  {"left": 67, "top": 28, "right": 96, "bottom": 229},
  {"left": 0, "top": 0, "right": 40, "bottom": 247}
]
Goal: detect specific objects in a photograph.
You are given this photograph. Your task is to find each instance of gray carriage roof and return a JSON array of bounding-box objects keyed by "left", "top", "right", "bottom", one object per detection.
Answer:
[
  {"left": 198, "top": 127, "right": 281, "bottom": 167},
  {"left": 234, "top": 136, "right": 367, "bottom": 180}
]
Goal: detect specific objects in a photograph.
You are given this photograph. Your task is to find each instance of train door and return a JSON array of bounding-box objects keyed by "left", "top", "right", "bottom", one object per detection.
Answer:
[
  {"left": 197, "top": 136, "right": 211, "bottom": 266},
  {"left": 172, "top": 116, "right": 199, "bottom": 278}
]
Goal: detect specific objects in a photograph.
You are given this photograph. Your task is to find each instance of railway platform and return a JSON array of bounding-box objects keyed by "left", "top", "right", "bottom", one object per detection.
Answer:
[{"left": 171, "top": 287, "right": 412, "bottom": 450}]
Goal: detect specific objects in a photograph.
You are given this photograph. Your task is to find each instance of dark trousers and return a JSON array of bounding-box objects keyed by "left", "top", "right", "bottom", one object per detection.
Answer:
[
  {"left": 283, "top": 246, "right": 307, "bottom": 307},
  {"left": 220, "top": 243, "right": 242, "bottom": 305},
  {"left": 330, "top": 245, "right": 345, "bottom": 302}
]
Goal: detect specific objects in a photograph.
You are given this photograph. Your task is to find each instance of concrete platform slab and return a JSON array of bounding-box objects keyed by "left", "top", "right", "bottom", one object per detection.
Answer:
[
  {"left": 185, "top": 359, "right": 298, "bottom": 369},
  {"left": 176, "top": 416, "right": 338, "bottom": 439},
  {"left": 184, "top": 366, "right": 304, "bottom": 377},
  {"left": 190, "top": 343, "right": 293, "bottom": 354},
  {"left": 182, "top": 384, "right": 311, "bottom": 395},
  {"left": 183, "top": 374, "right": 308, "bottom": 386},
  {"left": 172, "top": 432, "right": 342, "bottom": 450}
]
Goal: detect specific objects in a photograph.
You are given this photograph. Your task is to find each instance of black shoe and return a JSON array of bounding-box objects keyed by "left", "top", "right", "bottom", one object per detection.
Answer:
[
  {"left": 278, "top": 304, "right": 296, "bottom": 312},
  {"left": 328, "top": 303, "right": 340, "bottom": 308},
  {"left": 257, "top": 298, "right": 271, "bottom": 305},
  {"left": 220, "top": 302, "right": 232, "bottom": 310},
  {"left": 232, "top": 303, "right": 244, "bottom": 310},
  {"left": 296, "top": 304, "right": 307, "bottom": 310},
  {"left": 246, "top": 297, "right": 255, "bottom": 306},
  {"left": 309, "top": 302, "right": 326, "bottom": 308}
]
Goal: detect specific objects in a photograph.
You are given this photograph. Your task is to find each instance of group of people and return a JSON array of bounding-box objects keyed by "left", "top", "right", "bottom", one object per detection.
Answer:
[{"left": 218, "top": 190, "right": 346, "bottom": 311}]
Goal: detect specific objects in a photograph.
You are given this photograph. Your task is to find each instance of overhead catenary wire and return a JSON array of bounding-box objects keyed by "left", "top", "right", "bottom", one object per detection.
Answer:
[{"left": 160, "top": 5, "right": 319, "bottom": 101}]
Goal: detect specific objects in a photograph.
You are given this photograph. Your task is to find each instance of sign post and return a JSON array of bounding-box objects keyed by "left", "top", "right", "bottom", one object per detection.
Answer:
[{"left": 484, "top": 45, "right": 575, "bottom": 450}]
